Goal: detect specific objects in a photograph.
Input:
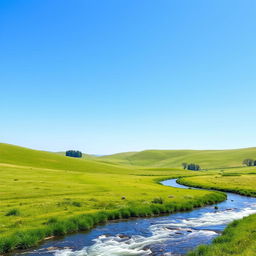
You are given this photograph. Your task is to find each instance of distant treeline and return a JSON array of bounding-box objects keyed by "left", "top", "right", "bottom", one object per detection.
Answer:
[
  {"left": 182, "top": 162, "right": 200, "bottom": 171},
  {"left": 243, "top": 159, "right": 256, "bottom": 166},
  {"left": 66, "top": 150, "right": 82, "bottom": 158}
]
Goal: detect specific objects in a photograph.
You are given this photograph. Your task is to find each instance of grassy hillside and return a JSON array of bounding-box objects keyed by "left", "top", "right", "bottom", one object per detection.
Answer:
[
  {"left": 0, "top": 143, "right": 225, "bottom": 253},
  {"left": 96, "top": 148, "right": 256, "bottom": 169},
  {"left": 0, "top": 143, "right": 134, "bottom": 174}
]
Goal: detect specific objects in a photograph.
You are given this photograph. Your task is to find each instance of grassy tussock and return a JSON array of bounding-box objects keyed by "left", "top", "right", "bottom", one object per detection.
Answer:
[
  {"left": 5, "top": 209, "right": 20, "bottom": 216},
  {"left": 0, "top": 192, "right": 225, "bottom": 254},
  {"left": 221, "top": 173, "right": 241, "bottom": 176}
]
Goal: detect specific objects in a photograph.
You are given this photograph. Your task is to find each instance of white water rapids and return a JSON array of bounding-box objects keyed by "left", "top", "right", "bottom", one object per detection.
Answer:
[{"left": 53, "top": 206, "right": 256, "bottom": 256}]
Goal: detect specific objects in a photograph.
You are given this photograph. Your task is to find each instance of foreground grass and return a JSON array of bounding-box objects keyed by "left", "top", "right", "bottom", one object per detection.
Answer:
[
  {"left": 178, "top": 171, "right": 256, "bottom": 256},
  {"left": 0, "top": 143, "right": 226, "bottom": 253}
]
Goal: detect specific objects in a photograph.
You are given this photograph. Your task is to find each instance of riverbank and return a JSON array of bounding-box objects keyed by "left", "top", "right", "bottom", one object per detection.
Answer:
[
  {"left": 178, "top": 174, "right": 256, "bottom": 256},
  {"left": 187, "top": 214, "right": 256, "bottom": 256},
  {"left": 178, "top": 172, "right": 256, "bottom": 197},
  {"left": 0, "top": 178, "right": 225, "bottom": 254}
]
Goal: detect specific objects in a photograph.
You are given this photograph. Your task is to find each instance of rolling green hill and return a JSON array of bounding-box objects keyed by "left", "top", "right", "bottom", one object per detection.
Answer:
[
  {"left": 96, "top": 148, "right": 256, "bottom": 169},
  {"left": 0, "top": 143, "right": 134, "bottom": 174}
]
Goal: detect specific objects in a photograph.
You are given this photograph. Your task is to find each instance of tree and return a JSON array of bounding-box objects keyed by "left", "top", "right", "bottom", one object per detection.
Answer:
[
  {"left": 195, "top": 164, "right": 200, "bottom": 171},
  {"left": 243, "top": 159, "right": 254, "bottom": 166},
  {"left": 254, "top": 160, "right": 256, "bottom": 166},
  {"left": 187, "top": 163, "right": 200, "bottom": 171},
  {"left": 182, "top": 162, "right": 187, "bottom": 169},
  {"left": 66, "top": 150, "right": 83, "bottom": 158}
]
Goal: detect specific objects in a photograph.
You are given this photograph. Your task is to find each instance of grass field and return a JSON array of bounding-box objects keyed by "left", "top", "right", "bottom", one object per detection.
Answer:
[
  {"left": 178, "top": 169, "right": 256, "bottom": 196},
  {"left": 178, "top": 171, "right": 256, "bottom": 256},
  {"left": 0, "top": 143, "right": 226, "bottom": 253},
  {"left": 93, "top": 148, "right": 256, "bottom": 169}
]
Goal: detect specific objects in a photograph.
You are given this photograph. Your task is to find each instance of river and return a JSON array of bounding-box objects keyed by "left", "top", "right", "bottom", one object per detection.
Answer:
[{"left": 14, "top": 179, "right": 256, "bottom": 256}]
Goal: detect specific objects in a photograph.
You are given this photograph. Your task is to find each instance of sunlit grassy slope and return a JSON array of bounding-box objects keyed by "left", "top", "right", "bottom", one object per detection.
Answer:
[
  {"left": 0, "top": 143, "right": 225, "bottom": 253},
  {"left": 95, "top": 148, "right": 256, "bottom": 168}
]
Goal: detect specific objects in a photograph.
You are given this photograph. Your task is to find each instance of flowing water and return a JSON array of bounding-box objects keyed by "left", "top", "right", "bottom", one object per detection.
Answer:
[{"left": 15, "top": 179, "right": 256, "bottom": 256}]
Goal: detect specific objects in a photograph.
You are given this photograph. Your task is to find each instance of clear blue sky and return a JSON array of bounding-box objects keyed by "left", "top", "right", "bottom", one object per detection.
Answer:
[{"left": 1, "top": 0, "right": 256, "bottom": 154}]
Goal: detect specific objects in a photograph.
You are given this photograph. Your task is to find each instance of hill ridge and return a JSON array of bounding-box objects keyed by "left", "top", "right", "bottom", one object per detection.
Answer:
[{"left": 95, "top": 147, "right": 256, "bottom": 168}]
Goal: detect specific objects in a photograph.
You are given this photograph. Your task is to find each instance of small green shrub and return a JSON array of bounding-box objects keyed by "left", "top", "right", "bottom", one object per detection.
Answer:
[
  {"left": 151, "top": 197, "right": 164, "bottom": 204},
  {"left": 5, "top": 209, "right": 20, "bottom": 216},
  {"left": 46, "top": 217, "right": 58, "bottom": 224},
  {"left": 221, "top": 173, "right": 241, "bottom": 177},
  {"left": 72, "top": 201, "right": 82, "bottom": 207}
]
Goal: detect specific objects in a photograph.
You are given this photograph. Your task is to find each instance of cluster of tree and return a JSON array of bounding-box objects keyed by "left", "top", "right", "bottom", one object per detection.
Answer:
[
  {"left": 66, "top": 150, "right": 82, "bottom": 158},
  {"left": 243, "top": 159, "right": 256, "bottom": 166},
  {"left": 182, "top": 162, "right": 200, "bottom": 171}
]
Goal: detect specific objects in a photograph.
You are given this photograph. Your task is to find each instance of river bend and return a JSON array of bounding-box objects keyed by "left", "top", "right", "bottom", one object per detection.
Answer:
[{"left": 15, "top": 179, "right": 256, "bottom": 256}]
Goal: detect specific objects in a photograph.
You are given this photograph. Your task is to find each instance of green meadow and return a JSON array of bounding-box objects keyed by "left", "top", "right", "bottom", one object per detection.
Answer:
[
  {"left": 178, "top": 169, "right": 256, "bottom": 197},
  {"left": 0, "top": 143, "right": 225, "bottom": 253}
]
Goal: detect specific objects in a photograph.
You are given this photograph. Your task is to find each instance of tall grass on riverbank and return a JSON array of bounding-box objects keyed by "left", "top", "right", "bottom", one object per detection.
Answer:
[
  {"left": 0, "top": 191, "right": 226, "bottom": 253},
  {"left": 187, "top": 214, "right": 256, "bottom": 256},
  {"left": 177, "top": 174, "right": 256, "bottom": 256}
]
